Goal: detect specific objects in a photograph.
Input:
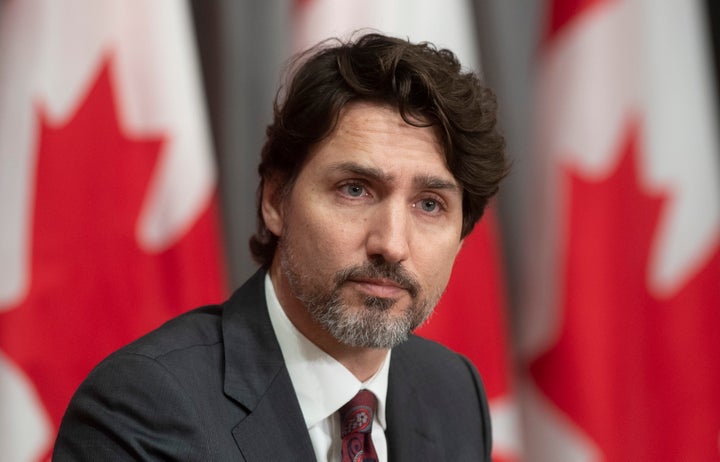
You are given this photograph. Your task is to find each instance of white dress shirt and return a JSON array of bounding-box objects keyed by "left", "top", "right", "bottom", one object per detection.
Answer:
[{"left": 265, "top": 273, "right": 390, "bottom": 462}]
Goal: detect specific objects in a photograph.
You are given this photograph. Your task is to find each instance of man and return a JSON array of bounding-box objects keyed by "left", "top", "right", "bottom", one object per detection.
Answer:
[{"left": 54, "top": 33, "right": 507, "bottom": 461}]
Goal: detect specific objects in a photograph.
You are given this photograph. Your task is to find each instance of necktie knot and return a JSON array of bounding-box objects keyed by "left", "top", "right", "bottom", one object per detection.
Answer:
[{"left": 340, "top": 390, "right": 378, "bottom": 462}]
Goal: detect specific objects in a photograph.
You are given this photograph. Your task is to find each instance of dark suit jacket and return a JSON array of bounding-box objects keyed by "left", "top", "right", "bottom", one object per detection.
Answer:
[{"left": 54, "top": 270, "right": 492, "bottom": 461}]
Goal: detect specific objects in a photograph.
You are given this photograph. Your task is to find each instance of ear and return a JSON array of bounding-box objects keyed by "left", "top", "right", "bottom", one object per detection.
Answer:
[{"left": 261, "top": 175, "right": 285, "bottom": 237}]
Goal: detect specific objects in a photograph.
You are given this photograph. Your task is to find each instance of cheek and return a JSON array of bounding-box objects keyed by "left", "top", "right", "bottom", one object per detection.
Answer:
[
  {"left": 413, "top": 237, "right": 461, "bottom": 290},
  {"left": 287, "top": 205, "right": 364, "bottom": 264}
]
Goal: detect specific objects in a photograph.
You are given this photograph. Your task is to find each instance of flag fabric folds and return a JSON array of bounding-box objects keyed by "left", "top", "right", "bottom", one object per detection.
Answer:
[
  {"left": 0, "top": 1, "right": 226, "bottom": 460},
  {"left": 520, "top": 0, "right": 720, "bottom": 460},
  {"left": 293, "top": 1, "right": 522, "bottom": 460}
]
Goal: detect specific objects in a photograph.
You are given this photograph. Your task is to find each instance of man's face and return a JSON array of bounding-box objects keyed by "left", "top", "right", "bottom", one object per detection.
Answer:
[{"left": 264, "top": 102, "right": 464, "bottom": 350}]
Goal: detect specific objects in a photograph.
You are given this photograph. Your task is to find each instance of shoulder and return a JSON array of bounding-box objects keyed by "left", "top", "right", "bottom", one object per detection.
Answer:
[
  {"left": 389, "top": 335, "right": 493, "bottom": 460},
  {"left": 54, "top": 302, "right": 257, "bottom": 460},
  {"left": 116, "top": 268, "right": 266, "bottom": 362},
  {"left": 86, "top": 304, "right": 230, "bottom": 403},
  {"left": 55, "top": 270, "right": 272, "bottom": 461},
  {"left": 391, "top": 335, "right": 488, "bottom": 404},
  {"left": 119, "top": 304, "right": 224, "bottom": 361}
]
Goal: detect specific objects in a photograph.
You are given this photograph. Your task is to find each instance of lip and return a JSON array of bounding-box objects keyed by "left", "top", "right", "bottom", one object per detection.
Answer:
[{"left": 349, "top": 278, "right": 407, "bottom": 298}]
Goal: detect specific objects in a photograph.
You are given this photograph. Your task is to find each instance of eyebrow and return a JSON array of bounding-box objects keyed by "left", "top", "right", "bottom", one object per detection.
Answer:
[
  {"left": 328, "top": 161, "right": 459, "bottom": 192},
  {"left": 329, "top": 162, "right": 390, "bottom": 182},
  {"left": 413, "top": 174, "right": 459, "bottom": 192}
]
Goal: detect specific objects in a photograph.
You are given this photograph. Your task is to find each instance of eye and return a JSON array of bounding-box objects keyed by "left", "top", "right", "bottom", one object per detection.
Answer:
[
  {"left": 341, "top": 183, "right": 366, "bottom": 197},
  {"left": 420, "top": 199, "right": 437, "bottom": 212},
  {"left": 413, "top": 197, "right": 446, "bottom": 214}
]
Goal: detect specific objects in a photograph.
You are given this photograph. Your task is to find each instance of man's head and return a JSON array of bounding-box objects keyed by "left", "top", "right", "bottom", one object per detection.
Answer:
[
  {"left": 251, "top": 33, "right": 507, "bottom": 266},
  {"left": 254, "top": 33, "right": 507, "bottom": 350}
]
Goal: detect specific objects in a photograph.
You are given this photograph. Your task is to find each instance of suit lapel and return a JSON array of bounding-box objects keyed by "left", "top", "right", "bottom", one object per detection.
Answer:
[
  {"left": 221, "top": 270, "right": 316, "bottom": 461},
  {"left": 385, "top": 341, "right": 443, "bottom": 460}
]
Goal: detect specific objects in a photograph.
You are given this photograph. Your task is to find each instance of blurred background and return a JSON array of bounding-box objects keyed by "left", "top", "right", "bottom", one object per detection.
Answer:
[{"left": 1, "top": 0, "right": 719, "bottom": 460}]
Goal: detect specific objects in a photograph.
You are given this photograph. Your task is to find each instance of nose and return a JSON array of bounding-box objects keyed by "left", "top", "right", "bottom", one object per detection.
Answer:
[{"left": 365, "top": 200, "right": 410, "bottom": 264}]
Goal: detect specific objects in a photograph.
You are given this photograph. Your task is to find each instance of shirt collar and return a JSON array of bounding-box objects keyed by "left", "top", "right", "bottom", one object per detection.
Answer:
[{"left": 264, "top": 272, "right": 390, "bottom": 429}]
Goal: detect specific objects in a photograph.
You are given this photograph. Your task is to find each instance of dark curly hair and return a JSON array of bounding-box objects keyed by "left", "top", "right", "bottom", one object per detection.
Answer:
[{"left": 250, "top": 33, "right": 508, "bottom": 267}]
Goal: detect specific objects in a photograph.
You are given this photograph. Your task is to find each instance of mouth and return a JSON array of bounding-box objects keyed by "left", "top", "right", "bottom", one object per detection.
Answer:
[{"left": 349, "top": 278, "right": 408, "bottom": 299}]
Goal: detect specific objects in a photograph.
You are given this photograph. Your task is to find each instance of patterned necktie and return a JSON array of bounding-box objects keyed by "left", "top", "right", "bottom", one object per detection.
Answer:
[{"left": 339, "top": 390, "right": 379, "bottom": 462}]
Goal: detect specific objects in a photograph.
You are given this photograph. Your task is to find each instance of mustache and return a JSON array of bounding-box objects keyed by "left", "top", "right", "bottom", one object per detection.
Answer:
[{"left": 334, "top": 261, "right": 420, "bottom": 299}]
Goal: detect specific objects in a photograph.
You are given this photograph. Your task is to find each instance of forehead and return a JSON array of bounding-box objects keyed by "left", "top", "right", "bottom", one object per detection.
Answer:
[
  {"left": 303, "top": 102, "right": 455, "bottom": 184},
  {"left": 332, "top": 102, "right": 440, "bottom": 150}
]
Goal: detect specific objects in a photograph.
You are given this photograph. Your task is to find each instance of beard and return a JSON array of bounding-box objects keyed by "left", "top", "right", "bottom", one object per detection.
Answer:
[{"left": 279, "top": 240, "right": 442, "bottom": 349}]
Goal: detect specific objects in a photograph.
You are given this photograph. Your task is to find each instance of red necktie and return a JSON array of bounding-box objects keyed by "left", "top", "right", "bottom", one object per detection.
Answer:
[{"left": 339, "top": 390, "right": 379, "bottom": 462}]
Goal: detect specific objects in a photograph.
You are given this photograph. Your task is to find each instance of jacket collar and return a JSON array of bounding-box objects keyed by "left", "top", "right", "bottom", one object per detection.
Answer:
[{"left": 221, "top": 269, "right": 316, "bottom": 461}]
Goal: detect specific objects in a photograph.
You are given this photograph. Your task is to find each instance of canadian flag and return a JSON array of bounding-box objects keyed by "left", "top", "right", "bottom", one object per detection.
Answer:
[
  {"left": 0, "top": 1, "right": 226, "bottom": 460},
  {"left": 293, "top": 1, "right": 522, "bottom": 460},
  {"left": 520, "top": 0, "right": 720, "bottom": 460}
]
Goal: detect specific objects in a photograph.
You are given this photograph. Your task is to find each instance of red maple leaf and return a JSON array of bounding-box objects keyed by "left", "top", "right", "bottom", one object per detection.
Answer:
[
  {"left": 530, "top": 122, "right": 720, "bottom": 460},
  {"left": 0, "top": 60, "right": 226, "bottom": 459}
]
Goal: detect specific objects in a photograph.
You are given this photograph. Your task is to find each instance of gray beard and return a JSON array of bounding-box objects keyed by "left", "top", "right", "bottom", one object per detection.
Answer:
[
  {"left": 280, "top": 250, "right": 439, "bottom": 349},
  {"left": 306, "top": 290, "right": 418, "bottom": 349}
]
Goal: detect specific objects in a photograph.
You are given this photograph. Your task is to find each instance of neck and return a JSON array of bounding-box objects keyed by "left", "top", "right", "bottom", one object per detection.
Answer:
[{"left": 323, "top": 342, "right": 388, "bottom": 382}]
